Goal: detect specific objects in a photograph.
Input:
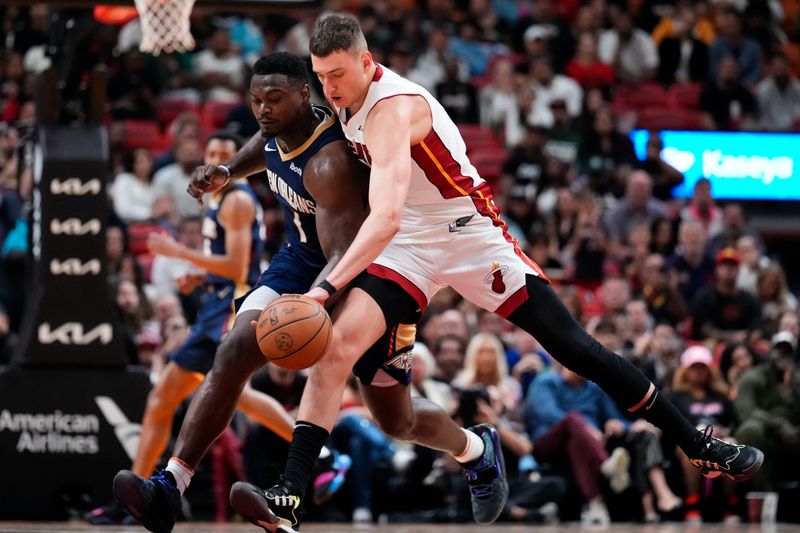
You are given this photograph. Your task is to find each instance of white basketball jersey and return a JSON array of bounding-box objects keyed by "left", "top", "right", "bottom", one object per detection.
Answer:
[{"left": 334, "top": 65, "right": 500, "bottom": 244}]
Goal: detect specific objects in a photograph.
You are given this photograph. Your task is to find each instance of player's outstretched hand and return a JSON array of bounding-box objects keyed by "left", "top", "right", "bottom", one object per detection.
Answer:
[{"left": 187, "top": 164, "right": 230, "bottom": 205}]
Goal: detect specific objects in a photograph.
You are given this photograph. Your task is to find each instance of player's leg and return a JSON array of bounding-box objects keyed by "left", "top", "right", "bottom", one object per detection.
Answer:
[
  {"left": 230, "top": 287, "right": 389, "bottom": 533},
  {"left": 506, "top": 274, "right": 763, "bottom": 482},
  {"left": 131, "top": 361, "right": 204, "bottom": 478},
  {"left": 114, "top": 288, "right": 269, "bottom": 533}
]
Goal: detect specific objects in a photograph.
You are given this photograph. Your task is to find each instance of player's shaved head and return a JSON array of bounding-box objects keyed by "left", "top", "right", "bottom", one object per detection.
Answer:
[{"left": 310, "top": 13, "right": 368, "bottom": 57}]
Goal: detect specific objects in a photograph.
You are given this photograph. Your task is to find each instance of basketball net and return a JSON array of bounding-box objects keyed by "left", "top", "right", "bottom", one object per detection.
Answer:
[{"left": 133, "top": 0, "right": 196, "bottom": 55}]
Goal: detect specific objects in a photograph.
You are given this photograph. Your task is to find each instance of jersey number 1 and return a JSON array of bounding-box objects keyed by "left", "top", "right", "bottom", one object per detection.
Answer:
[{"left": 293, "top": 212, "right": 308, "bottom": 243}]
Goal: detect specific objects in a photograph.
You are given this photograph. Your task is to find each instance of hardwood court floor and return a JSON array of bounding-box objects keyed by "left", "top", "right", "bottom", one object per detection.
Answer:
[{"left": 1, "top": 523, "right": 799, "bottom": 533}]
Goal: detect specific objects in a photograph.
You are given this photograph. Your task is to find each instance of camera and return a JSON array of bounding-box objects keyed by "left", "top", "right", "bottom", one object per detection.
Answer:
[{"left": 455, "top": 385, "right": 491, "bottom": 428}]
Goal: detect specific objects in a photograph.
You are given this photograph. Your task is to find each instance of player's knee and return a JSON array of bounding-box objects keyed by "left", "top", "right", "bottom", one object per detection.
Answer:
[{"left": 214, "top": 327, "right": 262, "bottom": 374}]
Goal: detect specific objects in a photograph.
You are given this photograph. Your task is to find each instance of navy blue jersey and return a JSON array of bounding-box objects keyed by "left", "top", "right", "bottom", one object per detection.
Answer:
[
  {"left": 262, "top": 105, "right": 344, "bottom": 274},
  {"left": 202, "top": 182, "right": 264, "bottom": 287}
]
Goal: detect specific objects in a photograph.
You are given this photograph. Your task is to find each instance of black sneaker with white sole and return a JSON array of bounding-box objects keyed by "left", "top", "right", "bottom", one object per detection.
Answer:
[{"left": 230, "top": 481, "right": 301, "bottom": 533}]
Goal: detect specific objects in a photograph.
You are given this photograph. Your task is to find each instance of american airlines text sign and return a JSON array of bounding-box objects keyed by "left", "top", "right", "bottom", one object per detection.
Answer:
[
  {"left": 37, "top": 323, "right": 113, "bottom": 345},
  {"left": 49, "top": 178, "right": 102, "bottom": 196},
  {"left": 49, "top": 258, "right": 101, "bottom": 276},
  {"left": 50, "top": 218, "right": 101, "bottom": 236}
]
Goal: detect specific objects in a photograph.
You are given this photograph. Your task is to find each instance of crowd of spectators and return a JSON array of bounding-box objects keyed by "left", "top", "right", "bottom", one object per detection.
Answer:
[{"left": 1, "top": 0, "right": 799, "bottom": 526}]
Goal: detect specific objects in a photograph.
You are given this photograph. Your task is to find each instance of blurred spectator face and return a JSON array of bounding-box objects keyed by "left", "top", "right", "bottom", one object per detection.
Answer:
[
  {"left": 601, "top": 277, "right": 631, "bottom": 312},
  {"left": 678, "top": 220, "right": 705, "bottom": 258},
  {"left": 717, "top": 10, "right": 742, "bottom": 39},
  {"left": 645, "top": 136, "right": 663, "bottom": 160},
  {"left": 650, "top": 323, "right": 680, "bottom": 356},
  {"left": 771, "top": 55, "right": 790, "bottom": 84},
  {"left": 641, "top": 253, "right": 667, "bottom": 288},
  {"left": 722, "top": 203, "right": 745, "bottom": 230},
  {"left": 438, "top": 309, "right": 470, "bottom": 342},
  {"left": 577, "top": 32, "right": 598, "bottom": 61},
  {"left": 626, "top": 170, "right": 653, "bottom": 210},
  {"left": 585, "top": 88, "right": 606, "bottom": 114},
  {"left": 556, "top": 187, "right": 577, "bottom": 216},
  {"left": 629, "top": 223, "right": 651, "bottom": 251},
  {"left": 388, "top": 46, "right": 413, "bottom": 75},
  {"left": 778, "top": 312, "right": 800, "bottom": 337},
  {"left": 736, "top": 235, "right": 759, "bottom": 267},
  {"left": 133, "top": 148, "right": 153, "bottom": 178},
  {"left": 685, "top": 361, "right": 711, "bottom": 388},
  {"left": 478, "top": 310, "right": 505, "bottom": 336},
  {"left": 178, "top": 218, "right": 204, "bottom": 249},
  {"left": 757, "top": 267, "right": 782, "bottom": 301},
  {"left": 435, "top": 335, "right": 466, "bottom": 382},
  {"left": 175, "top": 138, "right": 201, "bottom": 172},
  {"left": 116, "top": 279, "right": 140, "bottom": 314},
  {"left": 204, "top": 137, "right": 237, "bottom": 166},
  {"left": 428, "top": 27, "right": 448, "bottom": 53},
  {"left": 106, "top": 226, "right": 125, "bottom": 263},
  {"left": 210, "top": 29, "right": 231, "bottom": 56},
  {"left": 692, "top": 178, "right": 713, "bottom": 209},
  {"left": 574, "top": 7, "right": 597, "bottom": 33},
  {"left": 474, "top": 337, "right": 502, "bottom": 377},
  {"left": 154, "top": 294, "right": 182, "bottom": 325},
  {"left": 715, "top": 260, "right": 739, "bottom": 290},
  {"left": 531, "top": 57, "right": 554, "bottom": 84},
  {"left": 730, "top": 344, "right": 755, "bottom": 379},
  {"left": 594, "top": 323, "right": 622, "bottom": 351},
  {"left": 614, "top": 12, "right": 633, "bottom": 39},
  {"left": 626, "top": 300, "right": 650, "bottom": 331},
  {"left": 672, "top": 7, "right": 696, "bottom": 39},
  {"left": 652, "top": 219, "right": 673, "bottom": 250},
  {"left": 594, "top": 107, "right": 615, "bottom": 135},
  {"left": 443, "top": 57, "right": 460, "bottom": 82},
  {"left": 491, "top": 58, "right": 515, "bottom": 90},
  {"left": 163, "top": 314, "right": 188, "bottom": 338},
  {"left": 6, "top": 54, "right": 23, "bottom": 81},
  {"left": 718, "top": 55, "right": 740, "bottom": 85}
]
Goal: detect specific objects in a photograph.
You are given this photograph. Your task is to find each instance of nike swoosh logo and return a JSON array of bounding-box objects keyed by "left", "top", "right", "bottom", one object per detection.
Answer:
[{"left": 264, "top": 145, "right": 278, "bottom": 152}]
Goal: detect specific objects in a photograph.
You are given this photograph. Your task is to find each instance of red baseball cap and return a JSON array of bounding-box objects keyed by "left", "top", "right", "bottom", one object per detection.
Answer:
[{"left": 716, "top": 247, "right": 741, "bottom": 265}]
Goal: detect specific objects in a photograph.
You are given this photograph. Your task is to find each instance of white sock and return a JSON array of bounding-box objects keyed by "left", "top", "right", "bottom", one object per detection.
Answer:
[
  {"left": 166, "top": 457, "right": 194, "bottom": 495},
  {"left": 318, "top": 445, "right": 331, "bottom": 460},
  {"left": 453, "top": 428, "right": 485, "bottom": 464}
]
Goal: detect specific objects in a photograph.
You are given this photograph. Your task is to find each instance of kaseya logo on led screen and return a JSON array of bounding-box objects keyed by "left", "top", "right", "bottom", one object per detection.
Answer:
[{"left": 630, "top": 130, "right": 800, "bottom": 200}]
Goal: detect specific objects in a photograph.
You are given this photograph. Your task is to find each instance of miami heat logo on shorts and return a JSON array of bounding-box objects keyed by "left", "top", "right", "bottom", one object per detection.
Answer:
[{"left": 484, "top": 262, "right": 508, "bottom": 294}]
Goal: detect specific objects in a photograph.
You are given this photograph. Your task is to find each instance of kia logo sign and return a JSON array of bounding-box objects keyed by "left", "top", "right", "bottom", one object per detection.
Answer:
[
  {"left": 50, "top": 178, "right": 101, "bottom": 196},
  {"left": 50, "top": 218, "right": 102, "bottom": 236},
  {"left": 37, "top": 323, "right": 113, "bottom": 345},
  {"left": 49, "top": 259, "right": 101, "bottom": 276}
]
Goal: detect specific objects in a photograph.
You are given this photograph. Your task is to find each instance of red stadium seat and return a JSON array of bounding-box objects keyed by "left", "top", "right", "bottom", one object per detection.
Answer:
[
  {"left": 668, "top": 82, "right": 703, "bottom": 110},
  {"left": 201, "top": 99, "right": 242, "bottom": 130},
  {"left": 120, "top": 120, "right": 168, "bottom": 151},
  {"left": 636, "top": 108, "right": 706, "bottom": 131},
  {"left": 128, "top": 223, "right": 172, "bottom": 257},
  {"left": 469, "top": 147, "right": 508, "bottom": 189},
  {"left": 458, "top": 124, "right": 502, "bottom": 153},
  {"left": 156, "top": 97, "right": 200, "bottom": 127},
  {"left": 613, "top": 82, "right": 670, "bottom": 111}
]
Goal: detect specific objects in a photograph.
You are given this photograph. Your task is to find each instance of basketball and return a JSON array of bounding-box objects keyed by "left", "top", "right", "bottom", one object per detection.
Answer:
[{"left": 255, "top": 295, "right": 332, "bottom": 370}]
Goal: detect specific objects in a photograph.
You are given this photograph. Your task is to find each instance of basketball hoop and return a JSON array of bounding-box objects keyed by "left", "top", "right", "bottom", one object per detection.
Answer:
[{"left": 133, "top": 0, "right": 196, "bottom": 55}]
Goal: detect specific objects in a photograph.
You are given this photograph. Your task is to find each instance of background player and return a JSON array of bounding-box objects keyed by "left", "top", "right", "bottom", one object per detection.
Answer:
[
  {"left": 89, "top": 131, "right": 348, "bottom": 525},
  {"left": 230, "top": 14, "right": 764, "bottom": 533},
  {"left": 112, "top": 52, "right": 373, "bottom": 533}
]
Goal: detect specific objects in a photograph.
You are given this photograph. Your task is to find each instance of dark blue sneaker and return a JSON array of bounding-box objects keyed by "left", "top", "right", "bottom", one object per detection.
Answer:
[
  {"left": 462, "top": 424, "right": 509, "bottom": 524},
  {"left": 230, "top": 482, "right": 301, "bottom": 532},
  {"left": 312, "top": 450, "right": 352, "bottom": 505},
  {"left": 84, "top": 500, "right": 132, "bottom": 525},
  {"left": 113, "top": 470, "right": 181, "bottom": 533}
]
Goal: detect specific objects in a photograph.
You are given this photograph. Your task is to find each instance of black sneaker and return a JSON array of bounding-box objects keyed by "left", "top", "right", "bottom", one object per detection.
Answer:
[
  {"left": 113, "top": 470, "right": 181, "bottom": 533},
  {"left": 230, "top": 481, "right": 301, "bottom": 532},
  {"left": 689, "top": 426, "right": 764, "bottom": 482},
  {"left": 311, "top": 449, "right": 352, "bottom": 505},
  {"left": 462, "top": 424, "right": 509, "bottom": 524}
]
